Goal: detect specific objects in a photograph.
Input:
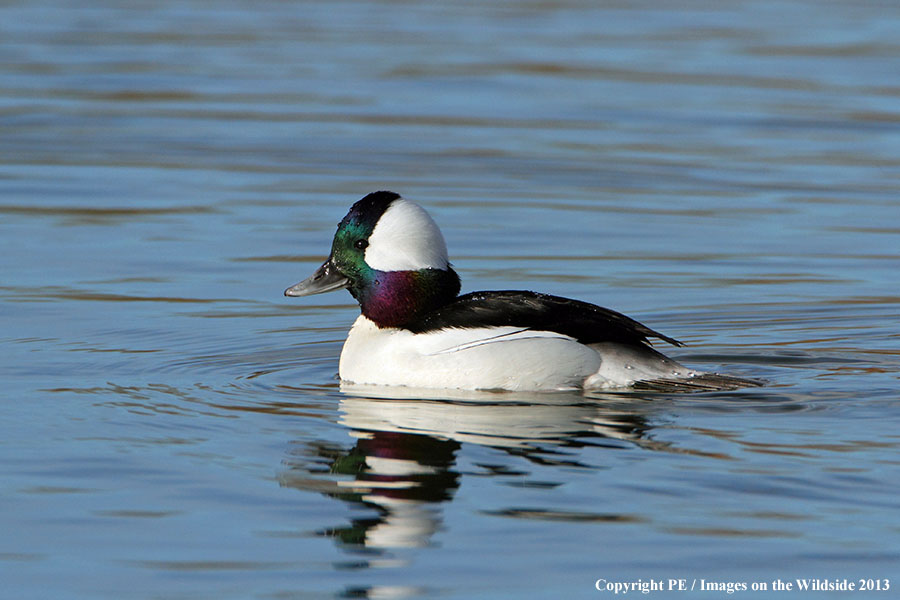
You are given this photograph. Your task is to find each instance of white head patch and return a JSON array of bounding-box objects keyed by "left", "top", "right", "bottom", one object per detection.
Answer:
[{"left": 364, "top": 199, "right": 450, "bottom": 271}]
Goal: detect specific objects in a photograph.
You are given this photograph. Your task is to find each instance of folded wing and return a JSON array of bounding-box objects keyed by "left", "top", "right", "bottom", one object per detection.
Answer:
[{"left": 406, "top": 290, "right": 682, "bottom": 348}]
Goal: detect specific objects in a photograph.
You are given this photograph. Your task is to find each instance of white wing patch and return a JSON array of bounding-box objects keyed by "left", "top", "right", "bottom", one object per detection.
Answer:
[{"left": 425, "top": 328, "right": 575, "bottom": 355}]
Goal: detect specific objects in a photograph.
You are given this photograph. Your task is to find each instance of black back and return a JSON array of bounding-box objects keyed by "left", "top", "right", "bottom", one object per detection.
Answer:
[{"left": 405, "top": 290, "right": 683, "bottom": 347}]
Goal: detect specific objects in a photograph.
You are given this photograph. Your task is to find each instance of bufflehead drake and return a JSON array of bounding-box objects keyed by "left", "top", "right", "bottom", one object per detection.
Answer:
[{"left": 285, "top": 191, "right": 761, "bottom": 392}]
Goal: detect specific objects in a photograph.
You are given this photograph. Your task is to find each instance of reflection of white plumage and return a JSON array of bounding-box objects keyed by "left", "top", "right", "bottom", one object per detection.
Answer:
[
  {"left": 333, "top": 391, "right": 653, "bottom": 550},
  {"left": 338, "top": 387, "right": 651, "bottom": 448},
  {"left": 286, "top": 191, "right": 761, "bottom": 391},
  {"left": 280, "top": 390, "right": 665, "bottom": 552}
]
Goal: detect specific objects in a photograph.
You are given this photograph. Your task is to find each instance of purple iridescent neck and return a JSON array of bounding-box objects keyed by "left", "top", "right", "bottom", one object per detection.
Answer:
[{"left": 351, "top": 267, "right": 461, "bottom": 329}]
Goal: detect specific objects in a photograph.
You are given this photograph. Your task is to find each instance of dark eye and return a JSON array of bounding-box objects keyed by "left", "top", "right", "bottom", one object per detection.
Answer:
[{"left": 354, "top": 239, "right": 368, "bottom": 250}]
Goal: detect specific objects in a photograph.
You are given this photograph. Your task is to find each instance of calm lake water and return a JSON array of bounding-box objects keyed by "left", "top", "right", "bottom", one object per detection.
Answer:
[{"left": 2, "top": 1, "right": 899, "bottom": 598}]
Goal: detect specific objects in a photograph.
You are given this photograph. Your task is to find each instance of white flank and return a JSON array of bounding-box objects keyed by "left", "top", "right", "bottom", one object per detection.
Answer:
[
  {"left": 364, "top": 198, "right": 450, "bottom": 271},
  {"left": 339, "top": 316, "right": 602, "bottom": 391},
  {"left": 337, "top": 317, "right": 707, "bottom": 392}
]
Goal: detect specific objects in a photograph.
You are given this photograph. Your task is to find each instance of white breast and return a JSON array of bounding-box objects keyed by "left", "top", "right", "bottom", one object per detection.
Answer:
[{"left": 338, "top": 316, "right": 602, "bottom": 391}]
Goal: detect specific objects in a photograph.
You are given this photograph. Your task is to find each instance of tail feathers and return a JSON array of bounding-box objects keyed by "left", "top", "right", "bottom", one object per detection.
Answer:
[{"left": 633, "top": 373, "right": 764, "bottom": 393}]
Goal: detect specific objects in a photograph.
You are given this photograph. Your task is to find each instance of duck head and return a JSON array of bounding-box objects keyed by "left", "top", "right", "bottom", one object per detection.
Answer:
[{"left": 285, "top": 191, "right": 461, "bottom": 328}]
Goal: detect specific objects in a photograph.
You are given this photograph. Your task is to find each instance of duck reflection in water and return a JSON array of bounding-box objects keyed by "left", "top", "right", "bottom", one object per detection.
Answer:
[{"left": 279, "top": 387, "right": 662, "bottom": 552}]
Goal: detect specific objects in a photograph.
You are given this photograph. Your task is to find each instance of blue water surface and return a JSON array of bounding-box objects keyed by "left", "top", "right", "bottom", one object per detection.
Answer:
[{"left": 2, "top": 1, "right": 899, "bottom": 598}]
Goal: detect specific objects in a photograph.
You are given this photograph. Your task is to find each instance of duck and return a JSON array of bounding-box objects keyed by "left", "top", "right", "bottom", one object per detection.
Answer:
[{"left": 285, "top": 191, "right": 761, "bottom": 392}]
